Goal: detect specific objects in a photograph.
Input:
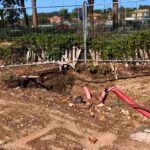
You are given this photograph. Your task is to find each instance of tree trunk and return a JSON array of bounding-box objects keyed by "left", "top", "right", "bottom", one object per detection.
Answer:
[
  {"left": 112, "top": 0, "right": 118, "bottom": 30},
  {"left": 32, "top": 0, "right": 38, "bottom": 28},
  {"left": 0, "top": 10, "right": 4, "bottom": 27},
  {"left": 20, "top": 0, "right": 29, "bottom": 26},
  {"left": 88, "top": 0, "right": 94, "bottom": 32}
]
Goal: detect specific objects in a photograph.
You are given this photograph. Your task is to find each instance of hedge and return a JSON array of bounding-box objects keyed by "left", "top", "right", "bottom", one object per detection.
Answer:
[{"left": 0, "top": 30, "right": 150, "bottom": 64}]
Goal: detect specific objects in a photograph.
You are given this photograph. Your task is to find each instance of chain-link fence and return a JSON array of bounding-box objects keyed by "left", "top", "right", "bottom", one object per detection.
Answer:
[
  {"left": 0, "top": 3, "right": 84, "bottom": 64},
  {"left": 91, "top": 0, "right": 150, "bottom": 33},
  {"left": 0, "top": 0, "right": 150, "bottom": 65},
  {"left": 87, "top": 0, "right": 150, "bottom": 62},
  {"left": 0, "top": 4, "right": 83, "bottom": 39}
]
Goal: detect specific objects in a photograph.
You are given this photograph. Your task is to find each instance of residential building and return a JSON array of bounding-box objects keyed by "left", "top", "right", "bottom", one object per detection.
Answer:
[
  {"left": 48, "top": 16, "right": 62, "bottom": 24},
  {"left": 125, "top": 9, "right": 150, "bottom": 22},
  {"left": 93, "top": 13, "right": 102, "bottom": 21},
  {"left": 132, "top": 9, "right": 150, "bottom": 20}
]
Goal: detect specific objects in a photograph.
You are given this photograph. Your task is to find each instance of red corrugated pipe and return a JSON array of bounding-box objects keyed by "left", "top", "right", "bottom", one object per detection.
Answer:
[{"left": 84, "top": 86, "right": 150, "bottom": 119}]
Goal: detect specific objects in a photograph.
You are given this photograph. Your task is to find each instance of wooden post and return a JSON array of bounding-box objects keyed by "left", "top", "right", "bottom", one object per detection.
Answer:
[{"left": 32, "top": 0, "right": 38, "bottom": 28}]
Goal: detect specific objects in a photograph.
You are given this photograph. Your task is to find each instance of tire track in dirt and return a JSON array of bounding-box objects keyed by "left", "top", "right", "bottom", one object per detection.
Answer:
[
  {"left": 4, "top": 122, "right": 58, "bottom": 150},
  {"left": 1, "top": 98, "right": 117, "bottom": 150}
]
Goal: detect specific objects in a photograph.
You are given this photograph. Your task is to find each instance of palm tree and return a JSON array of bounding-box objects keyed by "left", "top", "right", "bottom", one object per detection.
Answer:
[
  {"left": 88, "top": 0, "right": 94, "bottom": 16},
  {"left": 31, "top": 0, "right": 38, "bottom": 28},
  {"left": 87, "top": 0, "right": 119, "bottom": 30},
  {"left": 88, "top": 0, "right": 94, "bottom": 31},
  {"left": 112, "top": 0, "right": 119, "bottom": 29}
]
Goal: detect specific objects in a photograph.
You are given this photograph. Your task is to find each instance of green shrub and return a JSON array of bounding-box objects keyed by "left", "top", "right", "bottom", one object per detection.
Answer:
[
  {"left": 90, "top": 30, "right": 150, "bottom": 60},
  {"left": 0, "top": 30, "right": 150, "bottom": 64},
  {"left": 89, "top": 66, "right": 98, "bottom": 74},
  {"left": 0, "top": 33, "right": 83, "bottom": 63},
  {"left": 0, "top": 70, "right": 13, "bottom": 81},
  {"left": 99, "top": 65, "right": 112, "bottom": 75}
]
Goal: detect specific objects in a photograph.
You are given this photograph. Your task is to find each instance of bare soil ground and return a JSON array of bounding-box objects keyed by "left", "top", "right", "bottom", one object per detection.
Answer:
[{"left": 0, "top": 64, "right": 150, "bottom": 150}]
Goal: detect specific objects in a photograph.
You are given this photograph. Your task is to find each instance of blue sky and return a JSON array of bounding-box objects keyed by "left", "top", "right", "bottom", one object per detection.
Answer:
[
  {"left": 0, "top": 0, "right": 149, "bottom": 8},
  {"left": 25, "top": 0, "right": 150, "bottom": 8},
  {"left": 0, "top": 0, "right": 149, "bottom": 14},
  {"left": 24, "top": 0, "right": 150, "bottom": 14}
]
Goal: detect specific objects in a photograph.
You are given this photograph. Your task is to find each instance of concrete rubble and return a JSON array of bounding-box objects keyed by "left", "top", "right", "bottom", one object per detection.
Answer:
[{"left": 131, "top": 128, "right": 150, "bottom": 145}]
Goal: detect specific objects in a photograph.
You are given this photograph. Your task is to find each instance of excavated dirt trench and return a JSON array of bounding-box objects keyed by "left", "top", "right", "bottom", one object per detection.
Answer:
[{"left": 0, "top": 64, "right": 150, "bottom": 150}]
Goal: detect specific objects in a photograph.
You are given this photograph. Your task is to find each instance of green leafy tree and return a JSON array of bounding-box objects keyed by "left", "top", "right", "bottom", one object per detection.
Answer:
[
  {"left": 38, "top": 13, "right": 49, "bottom": 25},
  {"left": 59, "top": 9, "right": 69, "bottom": 20},
  {"left": 0, "top": 0, "right": 20, "bottom": 26},
  {"left": 0, "top": 9, "right": 4, "bottom": 26},
  {"left": 70, "top": 9, "right": 78, "bottom": 18},
  {"left": 139, "top": 5, "right": 150, "bottom": 10},
  {"left": 0, "top": 0, "right": 29, "bottom": 26},
  {"left": 16, "top": 0, "right": 29, "bottom": 26}
]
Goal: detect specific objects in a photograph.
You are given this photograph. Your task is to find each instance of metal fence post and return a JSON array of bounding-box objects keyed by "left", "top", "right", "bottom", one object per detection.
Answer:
[{"left": 82, "top": 1, "right": 88, "bottom": 64}]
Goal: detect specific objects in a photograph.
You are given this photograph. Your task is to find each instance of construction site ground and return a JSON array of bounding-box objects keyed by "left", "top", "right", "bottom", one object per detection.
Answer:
[{"left": 0, "top": 64, "right": 150, "bottom": 150}]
